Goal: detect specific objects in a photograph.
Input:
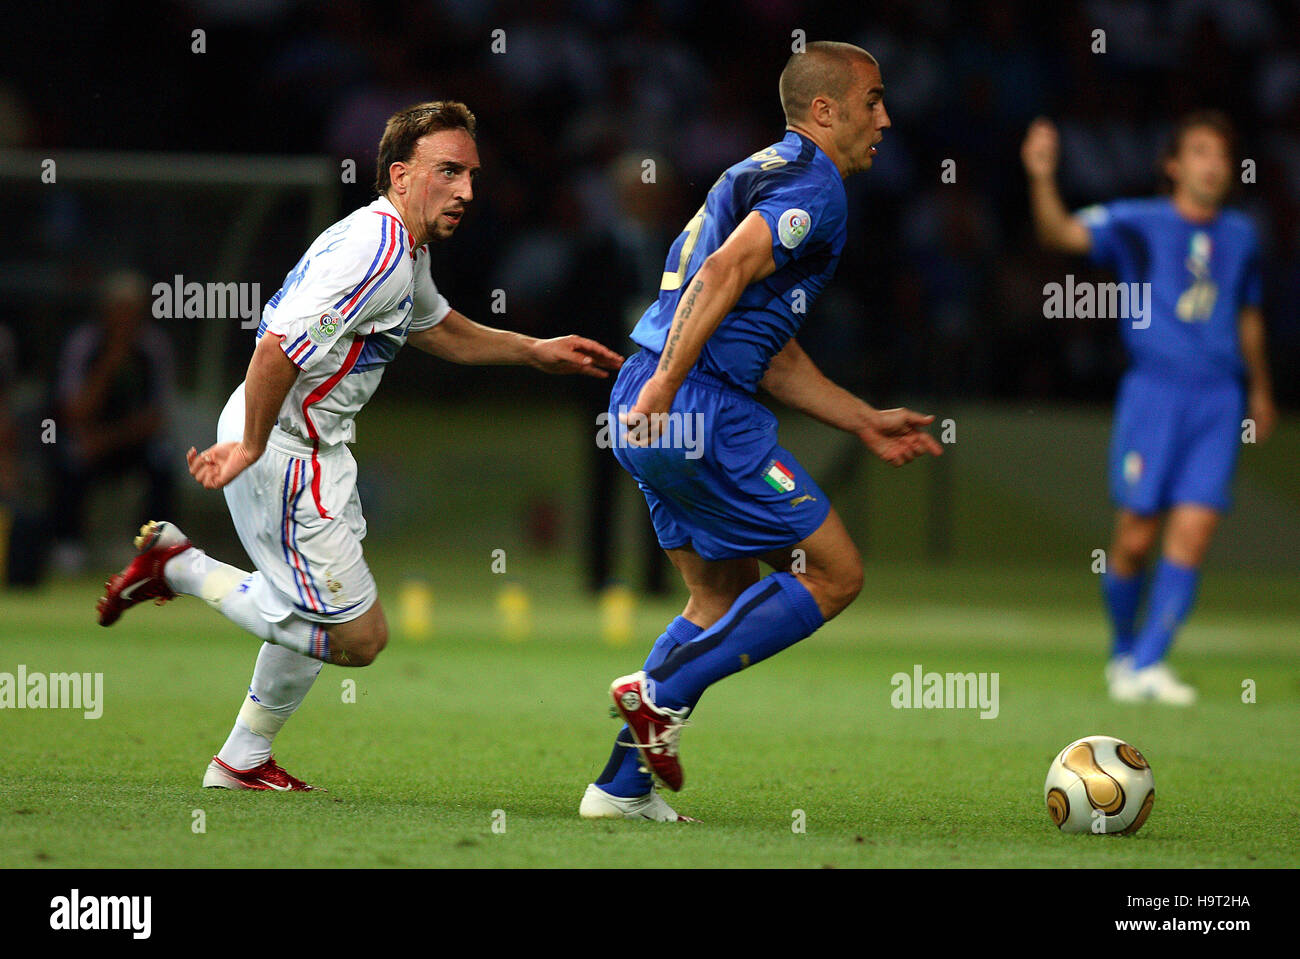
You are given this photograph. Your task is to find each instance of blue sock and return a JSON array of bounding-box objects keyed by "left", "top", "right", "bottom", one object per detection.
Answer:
[
  {"left": 649, "top": 572, "right": 824, "bottom": 711},
  {"left": 1101, "top": 568, "right": 1144, "bottom": 659},
  {"left": 1131, "top": 558, "right": 1200, "bottom": 670},
  {"left": 595, "top": 616, "right": 702, "bottom": 797}
]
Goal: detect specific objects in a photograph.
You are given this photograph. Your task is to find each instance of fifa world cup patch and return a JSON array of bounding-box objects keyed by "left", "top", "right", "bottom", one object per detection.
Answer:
[
  {"left": 307, "top": 309, "right": 344, "bottom": 345},
  {"left": 763, "top": 460, "right": 796, "bottom": 493},
  {"left": 777, "top": 208, "right": 811, "bottom": 249}
]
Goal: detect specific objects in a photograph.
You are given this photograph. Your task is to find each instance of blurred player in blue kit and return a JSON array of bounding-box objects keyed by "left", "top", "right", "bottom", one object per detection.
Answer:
[
  {"left": 581, "top": 42, "right": 943, "bottom": 822},
  {"left": 1022, "top": 111, "right": 1277, "bottom": 705}
]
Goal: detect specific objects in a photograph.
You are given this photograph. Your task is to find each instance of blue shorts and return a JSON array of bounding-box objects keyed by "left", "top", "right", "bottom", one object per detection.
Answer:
[
  {"left": 1109, "top": 369, "right": 1245, "bottom": 515},
  {"left": 609, "top": 350, "right": 831, "bottom": 560}
]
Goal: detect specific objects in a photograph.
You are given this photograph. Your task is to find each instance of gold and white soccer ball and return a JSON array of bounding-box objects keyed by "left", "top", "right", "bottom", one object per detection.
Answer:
[{"left": 1044, "top": 735, "right": 1155, "bottom": 835}]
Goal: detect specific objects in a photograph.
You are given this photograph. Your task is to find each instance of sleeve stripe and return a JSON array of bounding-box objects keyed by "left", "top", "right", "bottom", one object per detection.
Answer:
[
  {"left": 333, "top": 217, "right": 391, "bottom": 312},
  {"left": 374, "top": 211, "right": 410, "bottom": 253},
  {"left": 273, "top": 210, "right": 407, "bottom": 369},
  {"left": 338, "top": 217, "right": 403, "bottom": 319},
  {"left": 332, "top": 214, "right": 387, "bottom": 307},
  {"left": 343, "top": 230, "right": 404, "bottom": 319}
]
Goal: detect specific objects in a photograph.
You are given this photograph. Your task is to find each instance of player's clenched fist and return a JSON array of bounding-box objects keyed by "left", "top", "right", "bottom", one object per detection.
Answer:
[
  {"left": 1021, "top": 117, "right": 1060, "bottom": 180},
  {"left": 187, "top": 441, "right": 256, "bottom": 490}
]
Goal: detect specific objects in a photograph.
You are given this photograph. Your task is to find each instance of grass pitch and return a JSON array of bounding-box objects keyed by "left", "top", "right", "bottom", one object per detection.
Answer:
[{"left": 2, "top": 557, "right": 1296, "bottom": 869}]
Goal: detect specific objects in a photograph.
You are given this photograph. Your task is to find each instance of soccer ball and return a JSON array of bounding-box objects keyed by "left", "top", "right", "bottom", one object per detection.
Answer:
[{"left": 1044, "top": 735, "right": 1155, "bottom": 835}]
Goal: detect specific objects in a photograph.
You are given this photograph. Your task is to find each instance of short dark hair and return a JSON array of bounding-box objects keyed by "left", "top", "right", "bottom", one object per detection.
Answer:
[
  {"left": 779, "top": 41, "right": 878, "bottom": 124},
  {"left": 375, "top": 101, "right": 477, "bottom": 194},
  {"left": 1159, "top": 109, "right": 1236, "bottom": 191}
]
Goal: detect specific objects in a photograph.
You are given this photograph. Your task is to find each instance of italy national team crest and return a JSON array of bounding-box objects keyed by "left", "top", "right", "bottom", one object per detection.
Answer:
[
  {"left": 777, "top": 208, "right": 811, "bottom": 249},
  {"left": 763, "top": 460, "right": 796, "bottom": 492},
  {"left": 308, "top": 309, "right": 344, "bottom": 345},
  {"left": 1176, "top": 231, "right": 1217, "bottom": 322},
  {"left": 1123, "top": 450, "right": 1143, "bottom": 486}
]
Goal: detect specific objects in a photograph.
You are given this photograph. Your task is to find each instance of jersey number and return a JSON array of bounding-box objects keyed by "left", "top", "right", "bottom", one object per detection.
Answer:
[{"left": 661, "top": 205, "right": 706, "bottom": 291}]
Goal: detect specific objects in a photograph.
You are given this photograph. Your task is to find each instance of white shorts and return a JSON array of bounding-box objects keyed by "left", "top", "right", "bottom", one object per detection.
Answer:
[{"left": 218, "top": 385, "right": 378, "bottom": 625}]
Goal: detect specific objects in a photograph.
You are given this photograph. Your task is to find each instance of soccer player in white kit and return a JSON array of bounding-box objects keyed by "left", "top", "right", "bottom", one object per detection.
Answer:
[{"left": 97, "top": 101, "right": 623, "bottom": 790}]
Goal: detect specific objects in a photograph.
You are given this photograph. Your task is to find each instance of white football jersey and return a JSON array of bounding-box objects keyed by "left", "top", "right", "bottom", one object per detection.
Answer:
[{"left": 254, "top": 195, "right": 451, "bottom": 448}]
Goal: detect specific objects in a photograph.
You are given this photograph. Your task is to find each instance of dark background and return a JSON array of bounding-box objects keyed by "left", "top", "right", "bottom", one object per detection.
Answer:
[{"left": 4, "top": 0, "right": 1298, "bottom": 408}]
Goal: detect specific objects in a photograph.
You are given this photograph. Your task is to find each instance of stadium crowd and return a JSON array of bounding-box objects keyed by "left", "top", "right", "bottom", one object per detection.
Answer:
[
  {"left": 4, "top": 0, "right": 1297, "bottom": 402},
  {"left": 2, "top": 0, "right": 1296, "bottom": 581}
]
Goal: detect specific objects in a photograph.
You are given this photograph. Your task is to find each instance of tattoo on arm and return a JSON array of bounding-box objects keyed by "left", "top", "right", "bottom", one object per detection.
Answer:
[{"left": 661, "top": 278, "right": 704, "bottom": 371}]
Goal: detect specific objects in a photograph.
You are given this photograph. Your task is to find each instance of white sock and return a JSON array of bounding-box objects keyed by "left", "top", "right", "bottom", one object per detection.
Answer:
[
  {"left": 217, "top": 642, "right": 323, "bottom": 770},
  {"left": 164, "top": 547, "right": 247, "bottom": 604},
  {"left": 164, "top": 552, "right": 333, "bottom": 662}
]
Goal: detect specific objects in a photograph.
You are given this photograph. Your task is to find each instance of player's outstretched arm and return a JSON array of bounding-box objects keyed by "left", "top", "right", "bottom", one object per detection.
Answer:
[
  {"left": 761, "top": 337, "right": 942, "bottom": 467},
  {"left": 408, "top": 309, "right": 622, "bottom": 377},
  {"left": 187, "top": 333, "right": 298, "bottom": 490},
  {"left": 1022, "top": 118, "right": 1092, "bottom": 255}
]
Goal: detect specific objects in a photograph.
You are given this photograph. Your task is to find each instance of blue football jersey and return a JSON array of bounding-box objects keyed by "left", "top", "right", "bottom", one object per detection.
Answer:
[
  {"left": 630, "top": 130, "right": 848, "bottom": 393},
  {"left": 1078, "top": 197, "right": 1262, "bottom": 383}
]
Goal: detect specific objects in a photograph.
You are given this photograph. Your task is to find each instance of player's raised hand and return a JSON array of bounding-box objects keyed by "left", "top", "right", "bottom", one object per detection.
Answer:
[
  {"left": 857, "top": 408, "right": 944, "bottom": 467},
  {"left": 186, "top": 441, "right": 255, "bottom": 490},
  {"left": 1021, "top": 117, "right": 1060, "bottom": 180},
  {"left": 528, "top": 335, "right": 623, "bottom": 378}
]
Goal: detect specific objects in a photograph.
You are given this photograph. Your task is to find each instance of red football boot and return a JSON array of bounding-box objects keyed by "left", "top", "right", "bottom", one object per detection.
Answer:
[
  {"left": 96, "top": 520, "right": 192, "bottom": 627},
  {"left": 202, "top": 756, "right": 318, "bottom": 791},
  {"left": 610, "top": 671, "right": 690, "bottom": 792}
]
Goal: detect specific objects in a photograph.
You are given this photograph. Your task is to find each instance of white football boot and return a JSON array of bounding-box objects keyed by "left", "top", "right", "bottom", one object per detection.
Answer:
[
  {"left": 1110, "top": 661, "right": 1197, "bottom": 706},
  {"left": 579, "top": 783, "right": 697, "bottom": 822},
  {"left": 1104, "top": 654, "right": 1134, "bottom": 691}
]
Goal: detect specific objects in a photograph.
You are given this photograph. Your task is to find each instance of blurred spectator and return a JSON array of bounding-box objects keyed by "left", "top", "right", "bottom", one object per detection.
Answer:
[
  {"left": 0, "top": 324, "right": 16, "bottom": 501},
  {"left": 1, "top": 321, "right": 49, "bottom": 587},
  {"left": 566, "top": 151, "right": 681, "bottom": 594},
  {"left": 0, "top": 82, "right": 33, "bottom": 147},
  {"left": 49, "top": 271, "right": 178, "bottom": 573},
  {"left": 900, "top": 173, "right": 1002, "bottom": 396},
  {"left": 675, "top": 68, "right": 768, "bottom": 183},
  {"left": 0, "top": 322, "right": 18, "bottom": 584},
  {"left": 3, "top": 0, "right": 1297, "bottom": 414}
]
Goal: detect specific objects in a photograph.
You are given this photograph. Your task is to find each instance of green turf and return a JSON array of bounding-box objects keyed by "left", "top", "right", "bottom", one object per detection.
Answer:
[
  {"left": 165, "top": 395, "right": 1298, "bottom": 574},
  {"left": 2, "top": 557, "right": 1297, "bottom": 868}
]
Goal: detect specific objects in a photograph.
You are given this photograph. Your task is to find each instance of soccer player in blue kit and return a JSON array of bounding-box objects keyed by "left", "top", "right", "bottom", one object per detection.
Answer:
[
  {"left": 580, "top": 42, "right": 944, "bottom": 822},
  {"left": 1022, "top": 111, "right": 1277, "bottom": 705}
]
